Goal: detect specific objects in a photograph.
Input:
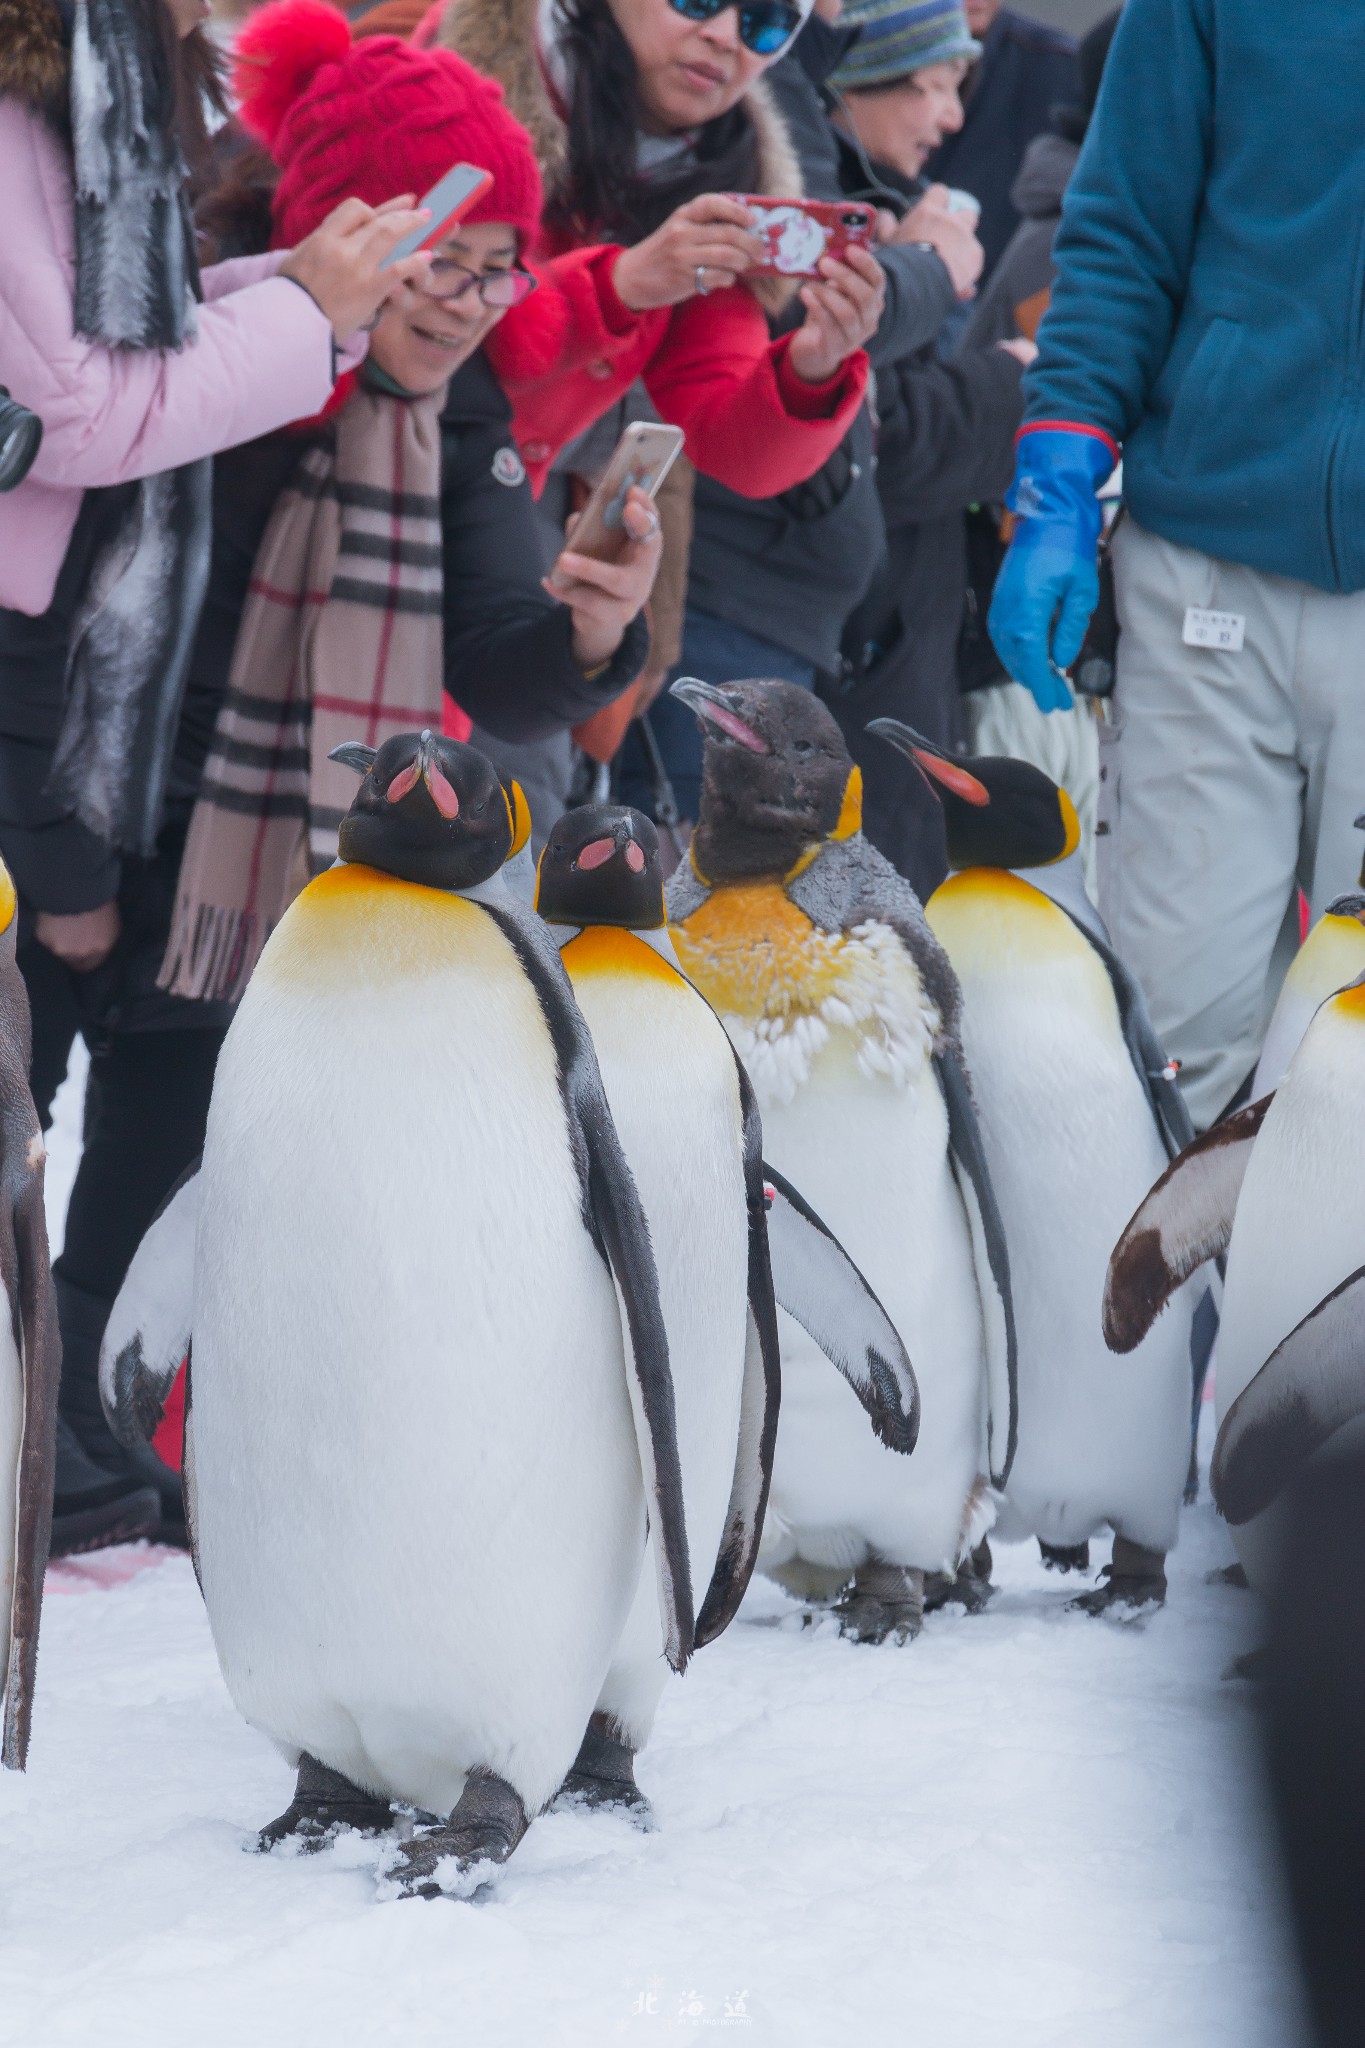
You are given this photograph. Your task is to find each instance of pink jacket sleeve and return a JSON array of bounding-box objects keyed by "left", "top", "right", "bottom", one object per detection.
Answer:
[{"left": 0, "top": 103, "right": 336, "bottom": 494}]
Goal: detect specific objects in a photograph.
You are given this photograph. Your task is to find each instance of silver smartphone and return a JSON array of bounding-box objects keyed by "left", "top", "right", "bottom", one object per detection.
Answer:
[{"left": 548, "top": 421, "right": 685, "bottom": 586}]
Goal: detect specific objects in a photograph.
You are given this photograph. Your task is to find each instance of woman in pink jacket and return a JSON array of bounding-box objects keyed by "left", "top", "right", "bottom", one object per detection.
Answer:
[{"left": 0, "top": 0, "right": 430, "bottom": 1555}]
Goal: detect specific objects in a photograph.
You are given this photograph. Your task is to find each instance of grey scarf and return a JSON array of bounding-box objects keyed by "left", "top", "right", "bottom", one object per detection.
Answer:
[{"left": 47, "top": 0, "right": 211, "bottom": 855}]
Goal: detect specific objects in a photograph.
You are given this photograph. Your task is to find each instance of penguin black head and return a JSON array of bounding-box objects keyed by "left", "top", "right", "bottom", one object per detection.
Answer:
[
  {"left": 535, "top": 805, "right": 664, "bottom": 929},
  {"left": 868, "top": 720, "right": 1080, "bottom": 873},
  {"left": 331, "top": 731, "right": 531, "bottom": 892},
  {"left": 670, "top": 676, "right": 862, "bottom": 883},
  {"left": 1325, "top": 810, "right": 1365, "bottom": 918}
]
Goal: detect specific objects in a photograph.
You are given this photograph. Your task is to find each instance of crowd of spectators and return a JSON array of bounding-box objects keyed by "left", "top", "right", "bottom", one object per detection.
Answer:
[{"left": 0, "top": 0, "right": 1112, "bottom": 1551}]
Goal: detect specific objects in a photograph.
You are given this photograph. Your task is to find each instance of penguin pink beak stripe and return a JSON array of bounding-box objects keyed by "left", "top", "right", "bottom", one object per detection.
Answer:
[
  {"left": 577, "top": 838, "right": 616, "bottom": 871},
  {"left": 697, "top": 702, "right": 768, "bottom": 754},
  {"left": 424, "top": 759, "right": 461, "bottom": 819},
  {"left": 624, "top": 841, "right": 646, "bottom": 873},
  {"left": 385, "top": 760, "right": 421, "bottom": 804},
  {"left": 911, "top": 748, "right": 990, "bottom": 807}
]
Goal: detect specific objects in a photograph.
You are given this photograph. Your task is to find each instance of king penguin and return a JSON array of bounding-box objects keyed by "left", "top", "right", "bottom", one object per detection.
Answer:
[
  {"left": 102, "top": 731, "right": 705, "bottom": 1896},
  {"left": 666, "top": 679, "right": 1015, "bottom": 1643},
  {"left": 1107, "top": 969, "right": 1365, "bottom": 1594},
  {"left": 871, "top": 723, "right": 1204, "bottom": 1611},
  {"left": 535, "top": 803, "right": 919, "bottom": 1801},
  {"left": 1250, "top": 813, "right": 1365, "bottom": 1098},
  {"left": 0, "top": 854, "right": 60, "bottom": 1772}
]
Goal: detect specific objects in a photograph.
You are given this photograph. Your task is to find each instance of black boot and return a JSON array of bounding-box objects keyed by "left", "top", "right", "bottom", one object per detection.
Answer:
[
  {"left": 1040, "top": 1539, "right": 1091, "bottom": 1574},
  {"left": 389, "top": 1768, "right": 530, "bottom": 1898},
  {"left": 555, "top": 1711, "right": 652, "bottom": 1820},
  {"left": 50, "top": 1414, "right": 160, "bottom": 1558},
  {"left": 55, "top": 1272, "right": 186, "bottom": 1543},
  {"left": 258, "top": 1754, "right": 394, "bottom": 1852}
]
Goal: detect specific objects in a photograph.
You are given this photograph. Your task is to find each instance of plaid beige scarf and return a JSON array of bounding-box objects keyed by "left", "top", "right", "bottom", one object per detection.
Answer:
[{"left": 158, "top": 385, "right": 447, "bottom": 1002}]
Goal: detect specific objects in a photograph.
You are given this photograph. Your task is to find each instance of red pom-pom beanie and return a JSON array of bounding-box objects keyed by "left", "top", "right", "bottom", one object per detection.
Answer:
[{"left": 232, "top": 0, "right": 543, "bottom": 251}]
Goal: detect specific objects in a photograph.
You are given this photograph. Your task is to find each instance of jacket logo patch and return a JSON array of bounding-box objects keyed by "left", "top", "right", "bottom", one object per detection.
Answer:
[{"left": 492, "top": 447, "right": 526, "bottom": 488}]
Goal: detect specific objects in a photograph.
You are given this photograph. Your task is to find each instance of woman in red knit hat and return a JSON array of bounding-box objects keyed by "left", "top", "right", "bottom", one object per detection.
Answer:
[{"left": 28, "top": 0, "right": 661, "bottom": 1537}]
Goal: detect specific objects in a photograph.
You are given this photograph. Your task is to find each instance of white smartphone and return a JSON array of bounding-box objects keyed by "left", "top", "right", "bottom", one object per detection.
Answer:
[
  {"left": 380, "top": 162, "right": 494, "bottom": 269},
  {"left": 549, "top": 421, "right": 685, "bottom": 585}
]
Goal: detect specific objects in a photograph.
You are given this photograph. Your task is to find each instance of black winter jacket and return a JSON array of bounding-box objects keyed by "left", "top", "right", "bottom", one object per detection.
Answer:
[
  {"left": 827, "top": 140, "right": 1024, "bottom": 898},
  {"left": 685, "top": 15, "right": 957, "bottom": 674},
  {"left": 0, "top": 351, "right": 646, "bottom": 1036},
  {"left": 923, "top": 7, "right": 1080, "bottom": 282}
]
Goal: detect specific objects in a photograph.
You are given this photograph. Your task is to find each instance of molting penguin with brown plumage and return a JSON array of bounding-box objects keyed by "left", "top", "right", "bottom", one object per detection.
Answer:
[
  {"left": 666, "top": 679, "right": 1015, "bottom": 1643},
  {"left": 536, "top": 801, "right": 918, "bottom": 1800}
]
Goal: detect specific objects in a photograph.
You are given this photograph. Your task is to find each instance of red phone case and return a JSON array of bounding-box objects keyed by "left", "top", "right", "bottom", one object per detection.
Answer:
[{"left": 738, "top": 196, "right": 876, "bottom": 278}]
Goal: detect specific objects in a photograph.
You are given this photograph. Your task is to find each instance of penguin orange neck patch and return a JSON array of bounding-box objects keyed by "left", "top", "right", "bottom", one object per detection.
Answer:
[
  {"left": 263, "top": 861, "right": 488, "bottom": 989},
  {"left": 561, "top": 925, "right": 684, "bottom": 987},
  {"left": 672, "top": 883, "right": 940, "bottom": 1104}
]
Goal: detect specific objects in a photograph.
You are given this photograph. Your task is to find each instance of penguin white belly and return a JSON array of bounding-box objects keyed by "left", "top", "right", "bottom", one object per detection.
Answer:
[
  {"left": 192, "top": 872, "right": 644, "bottom": 1817},
  {"left": 0, "top": 1314, "right": 23, "bottom": 1688},
  {"left": 563, "top": 932, "right": 749, "bottom": 1745},
  {"left": 1214, "top": 989, "right": 1365, "bottom": 1589},
  {"left": 761, "top": 1041, "right": 985, "bottom": 1573},
  {"left": 929, "top": 871, "right": 1192, "bottom": 1555}
]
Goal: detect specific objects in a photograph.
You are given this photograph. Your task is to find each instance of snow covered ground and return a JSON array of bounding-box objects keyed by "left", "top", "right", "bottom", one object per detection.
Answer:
[{"left": 4, "top": 1053, "right": 1309, "bottom": 2048}]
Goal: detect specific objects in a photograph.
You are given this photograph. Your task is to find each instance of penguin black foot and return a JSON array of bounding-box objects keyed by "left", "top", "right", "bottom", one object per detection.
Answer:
[
  {"left": 1207, "top": 1561, "right": 1250, "bottom": 1590},
  {"left": 257, "top": 1754, "right": 394, "bottom": 1853},
  {"left": 834, "top": 1562, "right": 925, "bottom": 1644},
  {"left": 389, "top": 1768, "right": 530, "bottom": 1898},
  {"left": 1069, "top": 1538, "right": 1167, "bottom": 1617},
  {"left": 553, "top": 1713, "right": 653, "bottom": 1823},
  {"left": 1039, "top": 1539, "right": 1091, "bottom": 1575},
  {"left": 924, "top": 1539, "right": 996, "bottom": 1615}
]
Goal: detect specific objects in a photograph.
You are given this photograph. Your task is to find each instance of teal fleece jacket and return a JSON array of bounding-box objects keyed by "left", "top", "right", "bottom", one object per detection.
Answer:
[{"left": 1023, "top": 0, "right": 1365, "bottom": 592}]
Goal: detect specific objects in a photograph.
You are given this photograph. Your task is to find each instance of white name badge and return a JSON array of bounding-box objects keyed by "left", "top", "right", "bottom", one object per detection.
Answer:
[{"left": 1182, "top": 606, "right": 1246, "bottom": 652}]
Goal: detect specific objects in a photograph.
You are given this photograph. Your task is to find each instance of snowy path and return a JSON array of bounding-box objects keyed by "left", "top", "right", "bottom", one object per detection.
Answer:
[{"left": 8, "top": 1058, "right": 1305, "bottom": 2047}]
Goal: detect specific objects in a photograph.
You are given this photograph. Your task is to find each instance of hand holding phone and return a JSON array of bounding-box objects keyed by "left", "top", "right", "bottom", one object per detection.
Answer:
[
  {"left": 379, "top": 162, "right": 494, "bottom": 269},
  {"left": 546, "top": 422, "right": 684, "bottom": 586},
  {"left": 737, "top": 196, "right": 877, "bottom": 278}
]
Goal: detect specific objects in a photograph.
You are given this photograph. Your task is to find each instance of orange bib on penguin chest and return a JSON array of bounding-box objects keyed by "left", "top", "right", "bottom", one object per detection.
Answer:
[
  {"left": 261, "top": 862, "right": 501, "bottom": 995},
  {"left": 670, "top": 883, "right": 850, "bottom": 1022},
  {"left": 560, "top": 924, "right": 687, "bottom": 990}
]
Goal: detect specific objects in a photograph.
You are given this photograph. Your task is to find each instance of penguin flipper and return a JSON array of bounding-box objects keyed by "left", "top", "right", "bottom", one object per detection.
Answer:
[
  {"left": 761, "top": 1163, "right": 918, "bottom": 1455},
  {"left": 0, "top": 1107, "right": 59, "bottom": 1774},
  {"left": 1075, "top": 921, "right": 1195, "bottom": 1159},
  {"left": 98, "top": 1162, "right": 201, "bottom": 1449},
  {"left": 1211, "top": 1265, "right": 1365, "bottom": 1525},
  {"left": 695, "top": 1051, "right": 780, "bottom": 1648},
  {"left": 934, "top": 1045, "right": 1018, "bottom": 1489},
  {"left": 480, "top": 903, "right": 694, "bottom": 1674},
  {"left": 1104, "top": 1096, "right": 1274, "bottom": 1354}
]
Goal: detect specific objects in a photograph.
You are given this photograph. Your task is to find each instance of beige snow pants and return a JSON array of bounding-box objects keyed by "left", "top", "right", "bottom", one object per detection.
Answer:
[{"left": 1098, "top": 518, "right": 1365, "bottom": 1131}]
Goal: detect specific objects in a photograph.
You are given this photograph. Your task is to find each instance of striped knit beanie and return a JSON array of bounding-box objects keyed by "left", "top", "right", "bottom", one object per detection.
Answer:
[{"left": 829, "top": 0, "right": 980, "bottom": 89}]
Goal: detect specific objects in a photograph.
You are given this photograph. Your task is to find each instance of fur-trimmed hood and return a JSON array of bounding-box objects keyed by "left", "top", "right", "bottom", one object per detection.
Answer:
[
  {"left": 436, "top": 0, "right": 804, "bottom": 222},
  {"left": 0, "top": 0, "right": 70, "bottom": 125}
]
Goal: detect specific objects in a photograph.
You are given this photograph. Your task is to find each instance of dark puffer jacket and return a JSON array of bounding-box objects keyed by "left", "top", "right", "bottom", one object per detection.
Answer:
[{"left": 828, "top": 137, "right": 1024, "bottom": 899}]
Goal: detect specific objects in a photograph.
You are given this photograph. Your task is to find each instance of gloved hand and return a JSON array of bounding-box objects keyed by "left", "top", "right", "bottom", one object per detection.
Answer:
[{"left": 989, "top": 425, "right": 1118, "bottom": 713}]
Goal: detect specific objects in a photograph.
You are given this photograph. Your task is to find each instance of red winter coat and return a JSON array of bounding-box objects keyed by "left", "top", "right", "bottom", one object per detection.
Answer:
[
  {"left": 393, "top": 0, "right": 869, "bottom": 499},
  {"left": 485, "top": 241, "right": 869, "bottom": 500}
]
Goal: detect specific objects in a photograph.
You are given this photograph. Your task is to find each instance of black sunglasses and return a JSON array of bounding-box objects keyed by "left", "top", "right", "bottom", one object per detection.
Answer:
[{"left": 666, "top": 0, "right": 806, "bottom": 58}]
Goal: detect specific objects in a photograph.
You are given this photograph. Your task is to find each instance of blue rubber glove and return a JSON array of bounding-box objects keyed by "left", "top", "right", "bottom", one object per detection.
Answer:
[{"left": 989, "top": 425, "right": 1118, "bottom": 713}]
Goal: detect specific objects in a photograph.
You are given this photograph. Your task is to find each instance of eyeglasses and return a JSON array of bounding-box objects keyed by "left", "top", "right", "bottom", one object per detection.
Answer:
[
  {"left": 666, "top": 0, "right": 806, "bottom": 59},
  {"left": 422, "top": 260, "right": 538, "bottom": 308}
]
